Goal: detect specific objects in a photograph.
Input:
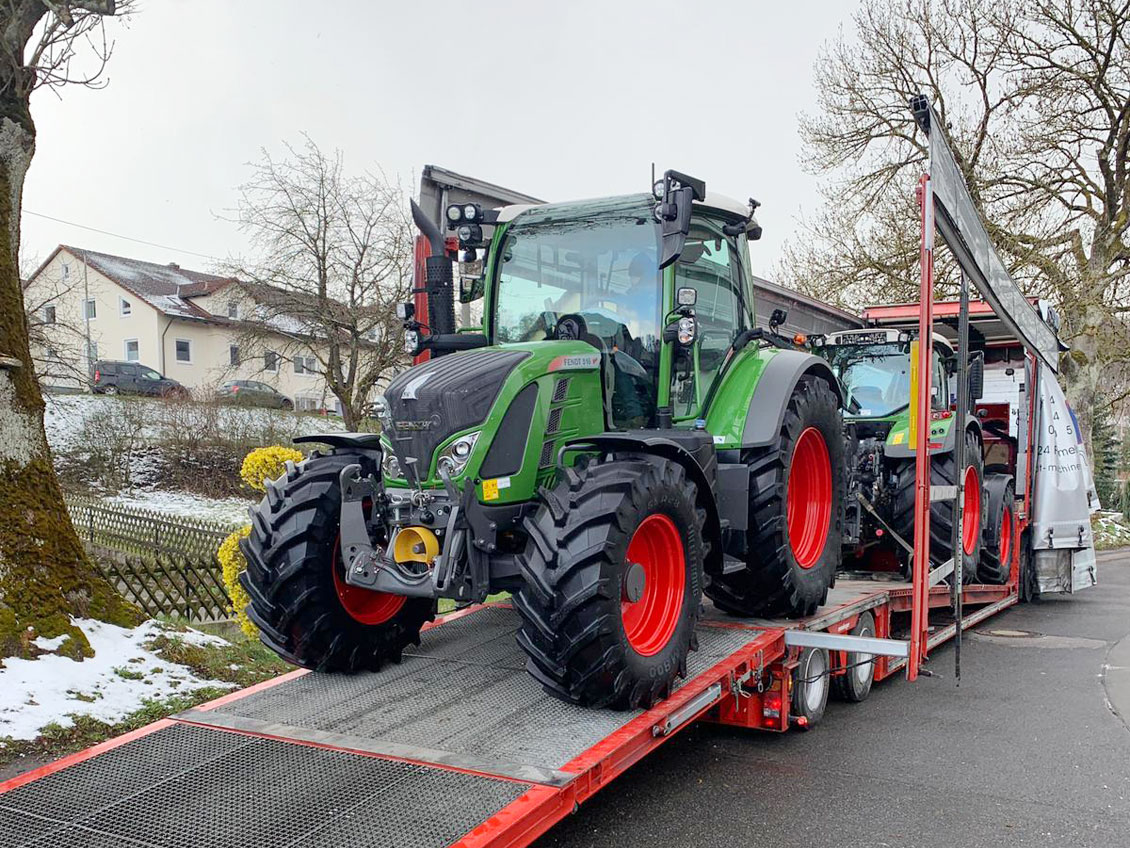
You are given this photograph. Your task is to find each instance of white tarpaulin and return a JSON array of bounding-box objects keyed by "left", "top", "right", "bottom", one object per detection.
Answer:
[{"left": 1032, "top": 363, "right": 1098, "bottom": 593}]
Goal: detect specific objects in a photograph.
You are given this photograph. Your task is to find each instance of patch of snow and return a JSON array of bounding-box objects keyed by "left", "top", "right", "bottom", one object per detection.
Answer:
[
  {"left": 32, "top": 634, "right": 68, "bottom": 652},
  {"left": 104, "top": 491, "right": 253, "bottom": 527},
  {"left": 0, "top": 619, "right": 234, "bottom": 742},
  {"left": 158, "top": 625, "right": 229, "bottom": 648}
]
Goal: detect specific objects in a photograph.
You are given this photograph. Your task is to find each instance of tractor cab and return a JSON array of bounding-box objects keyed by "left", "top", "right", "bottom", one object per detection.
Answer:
[{"left": 817, "top": 328, "right": 955, "bottom": 421}]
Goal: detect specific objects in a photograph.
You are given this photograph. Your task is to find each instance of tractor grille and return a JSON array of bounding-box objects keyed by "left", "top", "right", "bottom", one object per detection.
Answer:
[
  {"left": 546, "top": 406, "right": 563, "bottom": 434},
  {"left": 540, "top": 440, "right": 556, "bottom": 468},
  {"left": 552, "top": 377, "right": 571, "bottom": 403}
]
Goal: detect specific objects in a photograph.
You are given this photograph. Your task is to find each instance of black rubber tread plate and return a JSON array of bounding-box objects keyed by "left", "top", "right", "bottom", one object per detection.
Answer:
[
  {"left": 0, "top": 723, "right": 527, "bottom": 848},
  {"left": 210, "top": 607, "right": 759, "bottom": 772}
]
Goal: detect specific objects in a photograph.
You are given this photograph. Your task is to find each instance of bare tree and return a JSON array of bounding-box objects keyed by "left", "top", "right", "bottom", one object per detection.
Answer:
[
  {"left": 781, "top": 0, "right": 1130, "bottom": 448},
  {"left": 231, "top": 137, "right": 411, "bottom": 430},
  {"left": 0, "top": 0, "right": 140, "bottom": 657}
]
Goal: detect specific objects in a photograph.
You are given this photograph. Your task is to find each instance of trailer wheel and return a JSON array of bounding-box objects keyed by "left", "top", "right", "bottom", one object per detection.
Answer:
[
  {"left": 791, "top": 646, "right": 829, "bottom": 727},
  {"left": 239, "top": 451, "right": 434, "bottom": 672},
  {"left": 892, "top": 429, "right": 983, "bottom": 584},
  {"left": 514, "top": 455, "right": 704, "bottom": 709},
  {"left": 978, "top": 474, "right": 1015, "bottom": 585},
  {"left": 707, "top": 376, "right": 844, "bottom": 618},
  {"left": 1019, "top": 532, "right": 1040, "bottom": 603},
  {"left": 831, "top": 611, "right": 876, "bottom": 703}
]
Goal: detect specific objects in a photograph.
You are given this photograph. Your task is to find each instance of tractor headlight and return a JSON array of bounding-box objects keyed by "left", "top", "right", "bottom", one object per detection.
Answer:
[
  {"left": 677, "top": 316, "right": 696, "bottom": 345},
  {"left": 436, "top": 431, "right": 479, "bottom": 477},
  {"left": 382, "top": 449, "right": 402, "bottom": 480}
]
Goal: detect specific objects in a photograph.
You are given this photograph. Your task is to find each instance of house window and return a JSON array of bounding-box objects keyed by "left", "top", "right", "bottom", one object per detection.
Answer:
[
  {"left": 229, "top": 344, "right": 240, "bottom": 366},
  {"left": 294, "top": 355, "right": 317, "bottom": 374},
  {"left": 120, "top": 297, "right": 131, "bottom": 316},
  {"left": 124, "top": 339, "right": 139, "bottom": 362},
  {"left": 62, "top": 263, "right": 70, "bottom": 280},
  {"left": 264, "top": 351, "right": 279, "bottom": 372},
  {"left": 295, "top": 396, "right": 320, "bottom": 412},
  {"left": 84, "top": 298, "right": 97, "bottom": 320},
  {"left": 227, "top": 301, "right": 238, "bottom": 319},
  {"left": 43, "top": 305, "right": 56, "bottom": 324},
  {"left": 174, "top": 339, "right": 192, "bottom": 363}
]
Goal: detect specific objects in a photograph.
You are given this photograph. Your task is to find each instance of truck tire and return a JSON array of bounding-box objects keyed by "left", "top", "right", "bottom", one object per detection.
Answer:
[
  {"left": 979, "top": 474, "right": 1015, "bottom": 585},
  {"left": 239, "top": 451, "right": 434, "bottom": 672},
  {"left": 706, "top": 376, "right": 844, "bottom": 618},
  {"left": 791, "top": 646, "right": 830, "bottom": 727},
  {"left": 892, "top": 429, "right": 983, "bottom": 584},
  {"left": 831, "top": 611, "right": 876, "bottom": 702},
  {"left": 1019, "top": 531, "right": 1040, "bottom": 603},
  {"left": 514, "top": 455, "right": 705, "bottom": 709}
]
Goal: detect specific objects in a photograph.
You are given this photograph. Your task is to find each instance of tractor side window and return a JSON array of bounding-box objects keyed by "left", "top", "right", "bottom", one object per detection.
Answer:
[
  {"left": 932, "top": 349, "right": 948, "bottom": 410},
  {"left": 670, "top": 221, "right": 746, "bottom": 420}
]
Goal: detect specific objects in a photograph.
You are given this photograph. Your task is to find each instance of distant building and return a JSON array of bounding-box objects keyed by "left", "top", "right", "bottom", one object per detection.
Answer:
[{"left": 24, "top": 245, "right": 355, "bottom": 411}]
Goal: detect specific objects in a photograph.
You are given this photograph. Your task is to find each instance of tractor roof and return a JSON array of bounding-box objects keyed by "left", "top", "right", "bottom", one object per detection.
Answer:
[{"left": 495, "top": 191, "right": 751, "bottom": 224}]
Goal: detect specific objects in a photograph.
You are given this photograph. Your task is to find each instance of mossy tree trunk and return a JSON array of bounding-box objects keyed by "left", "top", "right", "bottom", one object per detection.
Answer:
[{"left": 0, "top": 2, "right": 140, "bottom": 659}]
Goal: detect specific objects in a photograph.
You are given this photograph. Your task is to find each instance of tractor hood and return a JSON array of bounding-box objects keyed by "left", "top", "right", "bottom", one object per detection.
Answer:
[{"left": 379, "top": 342, "right": 606, "bottom": 502}]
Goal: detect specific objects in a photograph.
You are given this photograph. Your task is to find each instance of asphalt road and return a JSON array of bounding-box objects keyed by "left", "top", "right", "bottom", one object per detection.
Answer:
[{"left": 536, "top": 550, "right": 1130, "bottom": 848}]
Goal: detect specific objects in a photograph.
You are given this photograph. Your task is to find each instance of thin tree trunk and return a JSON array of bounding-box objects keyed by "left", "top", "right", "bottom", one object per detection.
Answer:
[{"left": 0, "top": 91, "right": 138, "bottom": 659}]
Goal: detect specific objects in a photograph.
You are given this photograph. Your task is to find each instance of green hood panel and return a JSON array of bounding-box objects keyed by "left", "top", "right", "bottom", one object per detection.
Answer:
[{"left": 382, "top": 341, "right": 606, "bottom": 504}]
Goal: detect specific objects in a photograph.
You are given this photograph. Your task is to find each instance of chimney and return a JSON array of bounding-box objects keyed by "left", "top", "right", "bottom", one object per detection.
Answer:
[{"left": 168, "top": 262, "right": 180, "bottom": 270}]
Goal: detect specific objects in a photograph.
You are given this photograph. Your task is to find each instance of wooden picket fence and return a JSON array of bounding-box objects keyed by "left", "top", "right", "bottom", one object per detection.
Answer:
[{"left": 66, "top": 494, "right": 237, "bottom": 560}]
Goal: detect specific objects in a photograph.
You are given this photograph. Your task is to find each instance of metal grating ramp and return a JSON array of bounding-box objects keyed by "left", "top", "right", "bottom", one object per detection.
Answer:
[
  {"left": 194, "top": 607, "right": 758, "bottom": 775},
  {"left": 0, "top": 723, "right": 528, "bottom": 848}
]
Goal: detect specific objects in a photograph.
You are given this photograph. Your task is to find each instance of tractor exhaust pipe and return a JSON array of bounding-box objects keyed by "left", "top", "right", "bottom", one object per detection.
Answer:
[{"left": 410, "top": 199, "right": 457, "bottom": 338}]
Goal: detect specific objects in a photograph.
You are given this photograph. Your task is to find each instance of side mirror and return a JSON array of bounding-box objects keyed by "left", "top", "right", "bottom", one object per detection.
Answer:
[
  {"left": 968, "top": 351, "right": 984, "bottom": 400},
  {"left": 459, "top": 275, "right": 485, "bottom": 304},
  {"left": 654, "top": 169, "right": 706, "bottom": 269}
]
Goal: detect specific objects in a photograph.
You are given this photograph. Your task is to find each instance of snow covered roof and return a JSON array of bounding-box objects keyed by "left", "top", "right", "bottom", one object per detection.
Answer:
[{"left": 57, "top": 245, "right": 237, "bottom": 322}]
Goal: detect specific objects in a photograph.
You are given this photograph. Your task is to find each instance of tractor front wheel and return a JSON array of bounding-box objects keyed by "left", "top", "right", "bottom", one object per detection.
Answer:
[
  {"left": 239, "top": 451, "right": 433, "bottom": 672},
  {"left": 515, "top": 455, "right": 704, "bottom": 709}
]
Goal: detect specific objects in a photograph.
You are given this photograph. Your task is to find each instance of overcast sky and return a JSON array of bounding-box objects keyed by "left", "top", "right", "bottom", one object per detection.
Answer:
[{"left": 21, "top": 0, "right": 859, "bottom": 280}]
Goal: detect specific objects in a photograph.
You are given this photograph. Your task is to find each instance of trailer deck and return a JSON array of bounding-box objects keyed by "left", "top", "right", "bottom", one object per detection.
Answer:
[{"left": 0, "top": 580, "right": 1016, "bottom": 848}]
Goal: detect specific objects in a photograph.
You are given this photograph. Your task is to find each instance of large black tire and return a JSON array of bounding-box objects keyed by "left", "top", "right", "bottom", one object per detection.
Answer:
[
  {"left": 239, "top": 451, "right": 434, "bottom": 672},
  {"left": 514, "top": 455, "right": 705, "bottom": 709},
  {"left": 706, "top": 376, "right": 844, "bottom": 618},
  {"left": 979, "top": 474, "right": 1015, "bottom": 585},
  {"left": 1019, "top": 531, "right": 1040, "bottom": 603},
  {"left": 892, "top": 429, "right": 983, "bottom": 584},
  {"left": 831, "top": 610, "right": 876, "bottom": 703}
]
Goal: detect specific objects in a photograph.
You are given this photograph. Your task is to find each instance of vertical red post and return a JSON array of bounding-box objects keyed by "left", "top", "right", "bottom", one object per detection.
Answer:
[
  {"left": 909, "top": 172, "right": 935, "bottom": 681},
  {"left": 412, "top": 234, "right": 432, "bottom": 366}
]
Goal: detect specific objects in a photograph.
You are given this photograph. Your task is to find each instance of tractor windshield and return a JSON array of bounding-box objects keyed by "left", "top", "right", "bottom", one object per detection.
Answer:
[
  {"left": 822, "top": 343, "right": 911, "bottom": 418},
  {"left": 494, "top": 195, "right": 662, "bottom": 427}
]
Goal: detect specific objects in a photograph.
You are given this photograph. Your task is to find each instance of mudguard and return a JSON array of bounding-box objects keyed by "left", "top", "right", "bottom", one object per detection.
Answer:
[
  {"left": 294, "top": 432, "right": 383, "bottom": 453},
  {"left": 741, "top": 350, "right": 842, "bottom": 448}
]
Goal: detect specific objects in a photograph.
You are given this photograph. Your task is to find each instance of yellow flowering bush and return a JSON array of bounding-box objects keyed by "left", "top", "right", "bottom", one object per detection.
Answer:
[
  {"left": 240, "top": 445, "right": 304, "bottom": 492},
  {"left": 218, "top": 525, "right": 256, "bottom": 638}
]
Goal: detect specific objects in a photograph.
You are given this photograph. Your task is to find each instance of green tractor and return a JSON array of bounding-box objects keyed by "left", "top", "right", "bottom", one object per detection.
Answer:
[
  {"left": 814, "top": 328, "right": 1008, "bottom": 584},
  {"left": 240, "top": 171, "right": 847, "bottom": 709}
]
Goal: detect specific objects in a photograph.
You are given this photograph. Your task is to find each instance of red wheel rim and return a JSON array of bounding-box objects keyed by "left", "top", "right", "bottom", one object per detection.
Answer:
[
  {"left": 962, "top": 466, "right": 980, "bottom": 555},
  {"left": 787, "top": 427, "right": 833, "bottom": 569},
  {"left": 999, "top": 506, "right": 1012, "bottom": 566},
  {"left": 332, "top": 535, "right": 406, "bottom": 625},
  {"left": 621, "top": 514, "right": 686, "bottom": 657}
]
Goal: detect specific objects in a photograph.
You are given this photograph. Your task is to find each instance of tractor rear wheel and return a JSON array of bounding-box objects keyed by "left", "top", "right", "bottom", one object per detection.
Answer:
[
  {"left": 892, "top": 429, "right": 983, "bottom": 584},
  {"left": 514, "top": 455, "right": 704, "bottom": 709},
  {"left": 239, "top": 451, "right": 434, "bottom": 672},
  {"left": 706, "top": 376, "right": 844, "bottom": 618},
  {"left": 979, "top": 474, "right": 1015, "bottom": 585}
]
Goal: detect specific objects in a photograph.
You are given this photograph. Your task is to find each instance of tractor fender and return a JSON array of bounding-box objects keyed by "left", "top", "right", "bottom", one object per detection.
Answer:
[
  {"left": 742, "top": 351, "right": 843, "bottom": 449},
  {"left": 293, "top": 432, "right": 383, "bottom": 456},
  {"left": 884, "top": 418, "right": 982, "bottom": 459},
  {"left": 561, "top": 431, "right": 723, "bottom": 574}
]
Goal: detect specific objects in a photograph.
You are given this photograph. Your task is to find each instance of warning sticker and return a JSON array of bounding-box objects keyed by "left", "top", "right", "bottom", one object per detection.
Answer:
[{"left": 482, "top": 479, "right": 500, "bottom": 501}]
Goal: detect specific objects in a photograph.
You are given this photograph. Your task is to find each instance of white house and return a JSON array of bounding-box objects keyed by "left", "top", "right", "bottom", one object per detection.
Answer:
[{"left": 24, "top": 245, "right": 355, "bottom": 411}]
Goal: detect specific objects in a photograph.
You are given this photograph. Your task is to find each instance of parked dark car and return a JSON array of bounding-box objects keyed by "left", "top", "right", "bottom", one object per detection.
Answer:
[
  {"left": 215, "top": 379, "right": 294, "bottom": 410},
  {"left": 91, "top": 360, "right": 189, "bottom": 398}
]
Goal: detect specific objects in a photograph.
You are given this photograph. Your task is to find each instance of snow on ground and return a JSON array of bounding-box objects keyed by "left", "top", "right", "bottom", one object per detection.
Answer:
[
  {"left": 0, "top": 619, "right": 235, "bottom": 742},
  {"left": 105, "top": 491, "right": 254, "bottom": 527},
  {"left": 1093, "top": 510, "right": 1130, "bottom": 549},
  {"left": 43, "top": 392, "right": 345, "bottom": 455}
]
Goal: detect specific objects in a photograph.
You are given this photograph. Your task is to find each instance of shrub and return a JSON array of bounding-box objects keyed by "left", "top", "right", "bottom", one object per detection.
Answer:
[
  {"left": 240, "top": 445, "right": 305, "bottom": 493},
  {"left": 218, "top": 525, "right": 255, "bottom": 638}
]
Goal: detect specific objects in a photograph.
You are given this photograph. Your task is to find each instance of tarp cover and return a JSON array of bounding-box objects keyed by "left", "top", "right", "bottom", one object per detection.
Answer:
[{"left": 1032, "top": 363, "right": 1098, "bottom": 593}]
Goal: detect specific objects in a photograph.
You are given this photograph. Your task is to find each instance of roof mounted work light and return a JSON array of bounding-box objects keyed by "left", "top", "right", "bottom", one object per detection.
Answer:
[{"left": 445, "top": 202, "right": 483, "bottom": 228}]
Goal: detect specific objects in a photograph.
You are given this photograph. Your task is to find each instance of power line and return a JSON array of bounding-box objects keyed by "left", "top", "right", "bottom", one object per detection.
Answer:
[{"left": 22, "top": 209, "right": 226, "bottom": 262}]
